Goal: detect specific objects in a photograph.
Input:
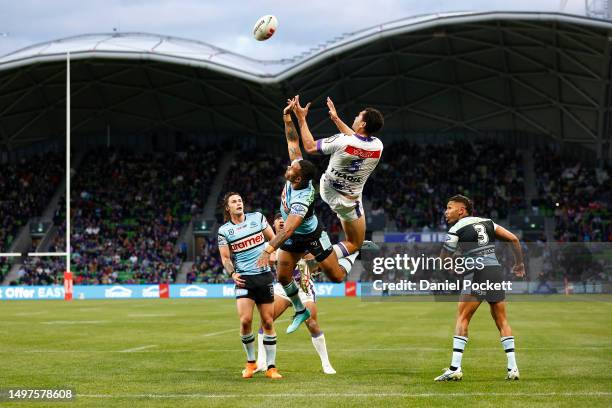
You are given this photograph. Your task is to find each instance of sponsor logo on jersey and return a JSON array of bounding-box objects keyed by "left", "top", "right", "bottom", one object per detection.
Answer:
[
  {"left": 329, "top": 167, "right": 363, "bottom": 182},
  {"left": 344, "top": 145, "right": 381, "bottom": 159},
  {"left": 230, "top": 232, "right": 265, "bottom": 253}
]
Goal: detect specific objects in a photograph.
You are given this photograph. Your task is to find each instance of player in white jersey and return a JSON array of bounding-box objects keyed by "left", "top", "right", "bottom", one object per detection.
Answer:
[
  {"left": 292, "top": 95, "right": 384, "bottom": 275},
  {"left": 254, "top": 213, "right": 336, "bottom": 375}
]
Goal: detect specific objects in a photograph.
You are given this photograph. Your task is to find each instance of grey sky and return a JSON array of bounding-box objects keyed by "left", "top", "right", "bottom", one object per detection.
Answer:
[{"left": 0, "top": 0, "right": 589, "bottom": 60}]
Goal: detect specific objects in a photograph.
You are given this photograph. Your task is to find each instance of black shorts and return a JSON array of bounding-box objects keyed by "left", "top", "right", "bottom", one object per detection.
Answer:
[
  {"left": 235, "top": 272, "right": 274, "bottom": 304},
  {"left": 280, "top": 223, "right": 334, "bottom": 262},
  {"left": 462, "top": 265, "right": 506, "bottom": 303}
]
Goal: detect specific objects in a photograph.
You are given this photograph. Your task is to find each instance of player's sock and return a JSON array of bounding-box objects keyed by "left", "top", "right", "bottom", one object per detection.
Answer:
[
  {"left": 450, "top": 335, "right": 468, "bottom": 371},
  {"left": 333, "top": 242, "right": 351, "bottom": 259},
  {"left": 241, "top": 333, "right": 256, "bottom": 362},
  {"left": 338, "top": 252, "right": 359, "bottom": 275},
  {"left": 256, "top": 328, "right": 266, "bottom": 368},
  {"left": 283, "top": 281, "right": 305, "bottom": 312},
  {"left": 311, "top": 332, "right": 332, "bottom": 367},
  {"left": 263, "top": 333, "right": 277, "bottom": 369},
  {"left": 501, "top": 336, "right": 517, "bottom": 371}
]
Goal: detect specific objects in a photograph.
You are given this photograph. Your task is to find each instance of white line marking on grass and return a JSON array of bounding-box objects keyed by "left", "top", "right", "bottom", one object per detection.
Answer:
[
  {"left": 78, "top": 392, "right": 612, "bottom": 399},
  {"left": 119, "top": 345, "right": 158, "bottom": 353},
  {"left": 14, "top": 311, "right": 48, "bottom": 316},
  {"left": 127, "top": 314, "right": 176, "bottom": 317},
  {"left": 41, "top": 320, "right": 107, "bottom": 325}
]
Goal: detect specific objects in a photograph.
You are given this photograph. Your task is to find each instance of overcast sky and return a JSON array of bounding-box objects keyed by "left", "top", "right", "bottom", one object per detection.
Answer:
[{"left": 0, "top": 0, "right": 590, "bottom": 60}]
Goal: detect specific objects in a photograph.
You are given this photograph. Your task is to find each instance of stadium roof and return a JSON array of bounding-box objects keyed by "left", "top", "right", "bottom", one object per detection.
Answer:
[{"left": 1, "top": 11, "right": 611, "bottom": 153}]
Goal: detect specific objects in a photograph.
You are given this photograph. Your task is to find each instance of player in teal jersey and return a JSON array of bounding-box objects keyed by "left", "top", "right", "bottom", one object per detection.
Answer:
[
  {"left": 217, "top": 192, "right": 281, "bottom": 379},
  {"left": 256, "top": 99, "right": 356, "bottom": 334}
]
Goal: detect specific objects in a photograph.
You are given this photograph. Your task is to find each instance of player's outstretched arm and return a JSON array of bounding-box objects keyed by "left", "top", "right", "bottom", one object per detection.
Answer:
[
  {"left": 284, "top": 99, "right": 303, "bottom": 161},
  {"left": 494, "top": 225, "right": 525, "bottom": 278},
  {"left": 256, "top": 214, "right": 302, "bottom": 267},
  {"left": 292, "top": 95, "right": 319, "bottom": 155},
  {"left": 327, "top": 97, "right": 352, "bottom": 136}
]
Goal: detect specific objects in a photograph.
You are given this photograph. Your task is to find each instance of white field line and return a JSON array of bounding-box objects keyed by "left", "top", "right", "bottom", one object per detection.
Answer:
[
  {"left": 77, "top": 391, "right": 612, "bottom": 399},
  {"left": 119, "top": 345, "right": 158, "bottom": 353}
]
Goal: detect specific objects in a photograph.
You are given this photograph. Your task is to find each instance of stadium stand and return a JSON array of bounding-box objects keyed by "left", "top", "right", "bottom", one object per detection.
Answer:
[
  {"left": 0, "top": 153, "right": 64, "bottom": 251},
  {"left": 70, "top": 147, "right": 219, "bottom": 284},
  {"left": 364, "top": 140, "right": 526, "bottom": 231},
  {"left": 533, "top": 146, "right": 611, "bottom": 242}
]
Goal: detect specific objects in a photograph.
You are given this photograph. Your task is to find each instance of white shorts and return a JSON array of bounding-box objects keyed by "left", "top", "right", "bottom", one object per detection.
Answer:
[
  {"left": 273, "top": 282, "right": 315, "bottom": 304},
  {"left": 320, "top": 174, "right": 364, "bottom": 222}
]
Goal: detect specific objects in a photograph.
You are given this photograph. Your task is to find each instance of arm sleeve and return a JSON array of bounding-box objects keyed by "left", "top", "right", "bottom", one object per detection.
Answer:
[
  {"left": 259, "top": 212, "right": 269, "bottom": 230},
  {"left": 217, "top": 232, "right": 228, "bottom": 247},
  {"left": 443, "top": 232, "right": 459, "bottom": 253},
  {"left": 289, "top": 202, "right": 309, "bottom": 218},
  {"left": 317, "top": 134, "right": 346, "bottom": 155}
]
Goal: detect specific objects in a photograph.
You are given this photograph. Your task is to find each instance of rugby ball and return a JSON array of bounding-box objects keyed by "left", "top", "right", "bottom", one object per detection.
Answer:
[{"left": 253, "top": 15, "right": 278, "bottom": 41}]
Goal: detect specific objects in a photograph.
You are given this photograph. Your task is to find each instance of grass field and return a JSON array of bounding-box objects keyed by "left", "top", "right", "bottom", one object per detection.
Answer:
[{"left": 1, "top": 297, "right": 611, "bottom": 407}]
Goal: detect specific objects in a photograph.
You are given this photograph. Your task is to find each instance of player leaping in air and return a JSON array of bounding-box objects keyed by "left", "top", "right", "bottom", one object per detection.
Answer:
[
  {"left": 256, "top": 99, "right": 357, "bottom": 334},
  {"left": 291, "top": 95, "right": 384, "bottom": 278},
  {"left": 255, "top": 213, "right": 336, "bottom": 375}
]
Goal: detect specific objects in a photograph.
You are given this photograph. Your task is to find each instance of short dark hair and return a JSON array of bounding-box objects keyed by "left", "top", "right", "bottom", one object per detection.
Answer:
[
  {"left": 448, "top": 194, "right": 473, "bottom": 215},
  {"left": 297, "top": 159, "right": 317, "bottom": 186},
  {"left": 274, "top": 212, "right": 282, "bottom": 220},
  {"left": 221, "top": 191, "right": 241, "bottom": 222},
  {"left": 363, "top": 108, "right": 384, "bottom": 134}
]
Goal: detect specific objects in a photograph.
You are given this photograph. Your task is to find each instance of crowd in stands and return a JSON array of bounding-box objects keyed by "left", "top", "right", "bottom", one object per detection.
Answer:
[
  {"left": 16, "top": 258, "right": 65, "bottom": 285},
  {"left": 70, "top": 147, "right": 218, "bottom": 284},
  {"left": 0, "top": 152, "right": 64, "bottom": 251},
  {"left": 187, "top": 237, "right": 226, "bottom": 283},
  {"left": 533, "top": 146, "right": 611, "bottom": 242},
  {"left": 364, "top": 140, "right": 525, "bottom": 231}
]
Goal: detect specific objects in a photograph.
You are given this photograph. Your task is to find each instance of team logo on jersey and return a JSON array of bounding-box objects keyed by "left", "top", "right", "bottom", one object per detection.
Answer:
[
  {"left": 344, "top": 145, "right": 381, "bottom": 159},
  {"left": 250, "top": 221, "right": 257, "bottom": 227},
  {"left": 230, "top": 232, "right": 265, "bottom": 253},
  {"left": 228, "top": 229, "right": 234, "bottom": 235}
]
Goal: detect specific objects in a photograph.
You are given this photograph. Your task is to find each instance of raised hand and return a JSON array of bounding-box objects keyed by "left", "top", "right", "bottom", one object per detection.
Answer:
[{"left": 291, "top": 95, "right": 311, "bottom": 121}]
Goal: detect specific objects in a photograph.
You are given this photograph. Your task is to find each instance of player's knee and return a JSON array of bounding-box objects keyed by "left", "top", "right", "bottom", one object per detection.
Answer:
[
  {"left": 277, "top": 274, "right": 292, "bottom": 285},
  {"left": 261, "top": 317, "right": 274, "bottom": 331},
  {"left": 328, "top": 273, "right": 343, "bottom": 283},
  {"left": 239, "top": 316, "right": 252, "bottom": 330}
]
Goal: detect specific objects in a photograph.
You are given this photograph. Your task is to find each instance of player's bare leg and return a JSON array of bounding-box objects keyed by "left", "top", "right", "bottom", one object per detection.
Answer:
[
  {"left": 277, "top": 249, "right": 311, "bottom": 333},
  {"left": 256, "top": 297, "right": 290, "bottom": 373},
  {"left": 257, "top": 302, "right": 281, "bottom": 379},
  {"left": 237, "top": 298, "right": 257, "bottom": 378},
  {"left": 317, "top": 250, "right": 349, "bottom": 283},
  {"left": 435, "top": 297, "right": 481, "bottom": 381},
  {"left": 490, "top": 301, "right": 520, "bottom": 379},
  {"left": 338, "top": 216, "right": 366, "bottom": 254}
]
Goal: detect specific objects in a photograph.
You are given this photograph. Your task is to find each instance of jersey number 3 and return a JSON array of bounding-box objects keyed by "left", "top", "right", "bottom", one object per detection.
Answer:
[{"left": 473, "top": 223, "right": 489, "bottom": 246}]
